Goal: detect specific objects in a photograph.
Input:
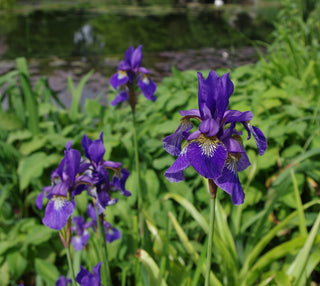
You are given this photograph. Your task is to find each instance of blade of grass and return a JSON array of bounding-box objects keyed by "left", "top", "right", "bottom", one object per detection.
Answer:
[
  {"left": 69, "top": 70, "right": 94, "bottom": 121},
  {"left": 168, "top": 212, "right": 222, "bottom": 286},
  {"left": 16, "top": 57, "right": 39, "bottom": 135},
  {"left": 286, "top": 211, "right": 320, "bottom": 284},
  {"left": 290, "top": 169, "right": 307, "bottom": 236},
  {"left": 239, "top": 199, "right": 320, "bottom": 283}
]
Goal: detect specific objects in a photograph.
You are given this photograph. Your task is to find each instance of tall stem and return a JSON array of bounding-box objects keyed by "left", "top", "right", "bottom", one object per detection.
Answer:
[
  {"left": 65, "top": 247, "right": 77, "bottom": 286},
  {"left": 132, "top": 111, "right": 144, "bottom": 247},
  {"left": 95, "top": 208, "right": 112, "bottom": 286},
  {"left": 205, "top": 179, "right": 217, "bottom": 286}
]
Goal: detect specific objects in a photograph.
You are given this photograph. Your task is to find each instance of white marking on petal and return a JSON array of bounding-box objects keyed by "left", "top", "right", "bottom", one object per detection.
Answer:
[
  {"left": 142, "top": 76, "right": 150, "bottom": 85},
  {"left": 198, "top": 135, "right": 219, "bottom": 157},
  {"left": 53, "top": 196, "right": 67, "bottom": 210},
  {"left": 118, "top": 70, "right": 127, "bottom": 79},
  {"left": 225, "top": 154, "right": 240, "bottom": 174}
]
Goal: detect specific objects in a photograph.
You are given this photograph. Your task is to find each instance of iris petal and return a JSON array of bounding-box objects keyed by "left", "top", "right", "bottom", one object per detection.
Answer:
[
  {"left": 42, "top": 197, "right": 75, "bottom": 230},
  {"left": 164, "top": 147, "right": 190, "bottom": 182},
  {"left": 110, "top": 90, "right": 129, "bottom": 106},
  {"left": 163, "top": 118, "right": 193, "bottom": 156},
  {"left": 187, "top": 135, "right": 227, "bottom": 179},
  {"left": 137, "top": 76, "right": 157, "bottom": 101},
  {"left": 215, "top": 155, "right": 245, "bottom": 205}
]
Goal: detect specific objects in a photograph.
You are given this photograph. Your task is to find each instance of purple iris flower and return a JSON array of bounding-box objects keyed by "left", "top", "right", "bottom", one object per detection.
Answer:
[
  {"left": 81, "top": 133, "right": 131, "bottom": 214},
  {"left": 76, "top": 262, "right": 102, "bottom": 286},
  {"left": 40, "top": 141, "right": 82, "bottom": 230},
  {"left": 163, "top": 71, "right": 267, "bottom": 205},
  {"left": 71, "top": 215, "right": 94, "bottom": 250},
  {"left": 56, "top": 276, "right": 72, "bottom": 286},
  {"left": 87, "top": 203, "right": 121, "bottom": 243},
  {"left": 110, "top": 45, "right": 157, "bottom": 108}
]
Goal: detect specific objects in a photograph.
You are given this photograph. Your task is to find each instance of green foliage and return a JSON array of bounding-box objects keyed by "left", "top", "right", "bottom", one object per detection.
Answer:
[{"left": 0, "top": 1, "right": 320, "bottom": 285}]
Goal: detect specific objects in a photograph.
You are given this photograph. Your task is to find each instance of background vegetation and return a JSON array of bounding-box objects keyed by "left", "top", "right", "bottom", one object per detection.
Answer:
[{"left": 0, "top": 0, "right": 319, "bottom": 285}]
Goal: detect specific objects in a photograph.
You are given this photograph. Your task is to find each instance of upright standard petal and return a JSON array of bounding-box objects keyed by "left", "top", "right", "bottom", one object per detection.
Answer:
[
  {"left": 131, "top": 45, "right": 143, "bottom": 69},
  {"left": 187, "top": 135, "right": 227, "bottom": 180}
]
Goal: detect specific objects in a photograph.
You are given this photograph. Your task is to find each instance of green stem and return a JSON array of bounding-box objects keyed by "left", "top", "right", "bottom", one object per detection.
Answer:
[
  {"left": 95, "top": 208, "right": 112, "bottom": 286},
  {"left": 65, "top": 247, "right": 77, "bottom": 286},
  {"left": 132, "top": 111, "right": 144, "bottom": 247},
  {"left": 205, "top": 180, "right": 217, "bottom": 286}
]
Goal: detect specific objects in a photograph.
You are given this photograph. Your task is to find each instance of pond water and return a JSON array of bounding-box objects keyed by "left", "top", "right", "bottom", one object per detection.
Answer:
[{"left": 0, "top": 2, "right": 279, "bottom": 105}]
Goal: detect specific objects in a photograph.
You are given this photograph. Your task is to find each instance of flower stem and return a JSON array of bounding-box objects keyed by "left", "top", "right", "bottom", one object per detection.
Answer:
[
  {"left": 205, "top": 179, "right": 217, "bottom": 286},
  {"left": 95, "top": 208, "right": 112, "bottom": 286},
  {"left": 65, "top": 246, "right": 77, "bottom": 286},
  {"left": 132, "top": 111, "right": 144, "bottom": 247}
]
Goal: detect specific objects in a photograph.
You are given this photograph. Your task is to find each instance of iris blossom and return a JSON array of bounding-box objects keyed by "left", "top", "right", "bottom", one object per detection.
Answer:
[
  {"left": 110, "top": 45, "right": 157, "bottom": 110},
  {"left": 76, "top": 262, "right": 102, "bottom": 286},
  {"left": 71, "top": 215, "right": 94, "bottom": 250},
  {"left": 37, "top": 133, "right": 131, "bottom": 231},
  {"left": 80, "top": 132, "right": 131, "bottom": 214},
  {"left": 163, "top": 71, "right": 267, "bottom": 205}
]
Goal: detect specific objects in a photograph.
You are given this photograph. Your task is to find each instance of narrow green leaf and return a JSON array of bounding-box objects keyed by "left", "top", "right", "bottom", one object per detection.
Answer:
[
  {"left": 16, "top": 57, "right": 39, "bottom": 134},
  {"left": 69, "top": 70, "right": 94, "bottom": 121},
  {"left": 35, "top": 258, "right": 59, "bottom": 285},
  {"left": 286, "top": 211, "right": 320, "bottom": 283},
  {"left": 290, "top": 169, "right": 307, "bottom": 236},
  {"left": 168, "top": 212, "right": 222, "bottom": 286},
  {"left": 137, "top": 249, "right": 168, "bottom": 286}
]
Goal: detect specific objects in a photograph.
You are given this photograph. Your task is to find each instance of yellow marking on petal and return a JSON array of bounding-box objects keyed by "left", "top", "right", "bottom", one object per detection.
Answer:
[{"left": 117, "top": 70, "right": 127, "bottom": 79}]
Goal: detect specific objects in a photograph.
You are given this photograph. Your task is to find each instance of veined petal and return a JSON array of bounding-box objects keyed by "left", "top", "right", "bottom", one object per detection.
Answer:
[
  {"left": 110, "top": 90, "right": 129, "bottom": 106},
  {"left": 137, "top": 76, "right": 157, "bottom": 101},
  {"left": 42, "top": 196, "right": 75, "bottom": 230},
  {"left": 164, "top": 147, "right": 190, "bottom": 182},
  {"left": 163, "top": 118, "right": 193, "bottom": 156},
  {"left": 87, "top": 132, "right": 105, "bottom": 165},
  {"left": 215, "top": 154, "right": 245, "bottom": 205},
  {"left": 187, "top": 135, "right": 227, "bottom": 179},
  {"left": 223, "top": 110, "right": 253, "bottom": 125}
]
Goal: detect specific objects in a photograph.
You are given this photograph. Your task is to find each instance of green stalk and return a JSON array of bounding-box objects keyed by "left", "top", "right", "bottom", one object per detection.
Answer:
[
  {"left": 132, "top": 111, "right": 144, "bottom": 247},
  {"left": 95, "top": 208, "right": 112, "bottom": 286},
  {"left": 205, "top": 180, "right": 217, "bottom": 286},
  {"left": 65, "top": 247, "right": 77, "bottom": 286}
]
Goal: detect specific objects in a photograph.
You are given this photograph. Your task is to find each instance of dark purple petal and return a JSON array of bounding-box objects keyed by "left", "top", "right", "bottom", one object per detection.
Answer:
[
  {"left": 163, "top": 118, "right": 193, "bottom": 156},
  {"left": 221, "top": 136, "right": 245, "bottom": 153},
  {"left": 81, "top": 135, "right": 92, "bottom": 159},
  {"left": 199, "top": 118, "right": 220, "bottom": 137},
  {"left": 187, "top": 130, "right": 201, "bottom": 141},
  {"left": 56, "top": 276, "right": 72, "bottom": 286},
  {"left": 113, "top": 168, "right": 131, "bottom": 196},
  {"left": 245, "top": 123, "right": 267, "bottom": 156},
  {"left": 138, "top": 66, "right": 151, "bottom": 74},
  {"left": 187, "top": 136, "right": 227, "bottom": 179},
  {"left": 110, "top": 90, "right": 129, "bottom": 106},
  {"left": 223, "top": 110, "right": 253, "bottom": 125},
  {"left": 110, "top": 71, "right": 129, "bottom": 89},
  {"left": 36, "top": 186, "right": 51, "bottom": 210},
  {"left": 131, "top": 45, "right": 143, "bottom": 69},
  {"left": 215, "top": 155, "right": 245, "bottom": 205},
  {"left": 237, "top": 151, "right": 251, "bottom": 172},
  {"left": 87, "top": 203, "right": 97, "bottom": 224},
  {"left": 124, "top": 46, "right": 134, "bottom": 64},
  {"left": 42, "top": 197, "right": 75, "bottom": 230},
  {"left": 76, "top": 262, "right": 102, "bottom": 286},
  {"left": 164, "top": 147, "right": 190, "bottom": 182},
  {"left": 64, "top": 147, "right": 81, "bottom": 184},
  {"left": 51, "top": 181, "right": 70, "bottom": 197},
  {"left": 87, "top": 132, "right": 105, "bottom": 164},
  {"left": 137, "top": 76, "right": 157, "bottom": 101},
  {"left": 105, "top": 224, "right": 121, "bottom": 243},
  {"left": 197, "top": 71, "right": 233, "bottom": 121}
]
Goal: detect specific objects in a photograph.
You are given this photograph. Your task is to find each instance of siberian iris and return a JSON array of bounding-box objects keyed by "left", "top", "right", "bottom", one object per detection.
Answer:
[
  {"left": 163, "top": 70, "right": 267, "bottom": 205},
  {"left": 110, "top": 45, "right": 157, "bottom": 111}
]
